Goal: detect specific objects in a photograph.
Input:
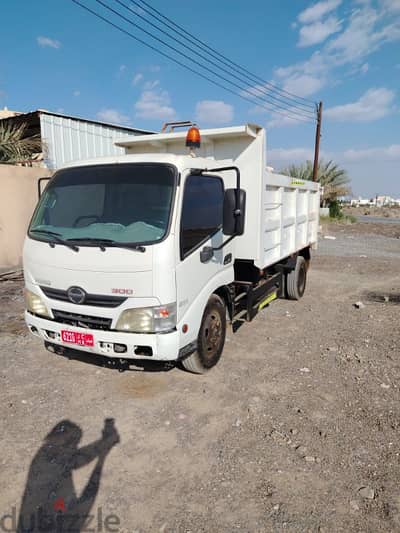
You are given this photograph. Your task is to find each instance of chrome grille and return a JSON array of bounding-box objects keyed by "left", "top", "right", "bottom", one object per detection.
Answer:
[{"left": 41, "top": 286, "right": 126, "bottom": 308}]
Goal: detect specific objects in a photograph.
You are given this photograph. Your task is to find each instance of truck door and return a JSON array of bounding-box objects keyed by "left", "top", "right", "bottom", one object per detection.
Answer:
[{"left": 175, "top": 173, "right": 227, "bottom": 327}]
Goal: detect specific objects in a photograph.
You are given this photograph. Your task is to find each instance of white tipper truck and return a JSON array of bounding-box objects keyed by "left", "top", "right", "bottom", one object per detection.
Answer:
[{"left": 23, "top": 123, "right": 320, "bottom": 373}]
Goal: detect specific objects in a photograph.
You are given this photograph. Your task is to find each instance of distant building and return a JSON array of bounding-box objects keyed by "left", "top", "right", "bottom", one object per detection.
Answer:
[
  {"left": 350, "top": 195, "right": 400, "bottom": 207},
  {"left": 0, "top": 108, "right": 153, "bottom": 169},
  {"left": 350, "top": 197, "right": 373, "bottom": 206},
  {"left": 375, "top": 195, "right": 394, "bottom": 207}
]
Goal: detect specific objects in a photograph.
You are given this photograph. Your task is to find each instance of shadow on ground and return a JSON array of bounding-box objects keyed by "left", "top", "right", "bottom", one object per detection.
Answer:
[
  {"left": 17, "top": 419, "right": 120, "bottom": 532},
  {"left": 45, "top": 341, "right": 176, "bottom": 373}
]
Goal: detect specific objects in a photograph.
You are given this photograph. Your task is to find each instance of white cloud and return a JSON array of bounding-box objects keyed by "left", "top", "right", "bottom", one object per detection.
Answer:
[
  {"left": 325, "top": 87, "right": 396, "bottom": 121},
  {"left": 37, "top": 36, "right": 61, "bottom": 49},
  {"left": 298, "top": 0, "right": 342, "bottom": 23},
  {"left": 135, "top": 88, "right": 176, "bottom": 120},
  {"left": 73, "top": 90, "right": 80, "bottom": 97},
  {"left": 282, "top": 74, "right": 325, "bottom": 98},
  {"left": 267, "top": 112, "right": 315, "bottom": 129},
  {"left": 195, "top": 100, "right": 234, "bottom": 125},
  {"left": 119, "top": 65, "right": 126, "bottom": 73},
  {"left": 242, "top": 75, "right": 319, "bottom": 125},
  {"left": 143, "top": 80, "right": 160, "bottom": 90},
  {"left": 275, "top": 1, "right": 400, "bottom": 97},
  {"left": 246, "top": 100, "right": 311, "bottom": 128},
  {"left": 348, "top": 61, "right": 370, "bottom": 76},
  {"left": 274, "top": 51, "right": 330, "bottom": 96},
  {"left": 342, "top": 144, "right": 400, "bottom": 161},
  {"left": 97, "top": 108, "right": 130, "bottom": 124},
  {"left": 267, "top": 147, "right": 315, "bottom": 168},
  {"left": 298, "top": 16, "right": 342, "bottom": 47},
  {"left": 244, "top": 77, "right": 319, "bottom": 128},
  {"left": 380, "top": 0, "right": 400, "bottom": 12},
  {"left": 149, "top": 65, "right": 161, "bottom": 73},
  {"left": 132, "top": 73, "right": 143, "bottom": 86},
  {"left": 326, "top": 4, "right": 400, "bottom": 64}
]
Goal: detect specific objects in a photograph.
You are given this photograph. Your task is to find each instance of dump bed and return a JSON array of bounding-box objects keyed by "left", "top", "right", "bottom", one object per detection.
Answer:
[
  {"left": 116, "top": 123, "right": 320, "bottom": 269},
  {"left": 259, "top": 171, "right": 319, "bottom": 268}
]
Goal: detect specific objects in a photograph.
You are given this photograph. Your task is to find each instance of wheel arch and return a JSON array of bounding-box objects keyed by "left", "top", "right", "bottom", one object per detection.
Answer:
[
  {"left": 299, "top": 246, "right": 311, "bottom": 270},
  {"left": 213, "top": 285, "right": 234, "bottom": 320}
]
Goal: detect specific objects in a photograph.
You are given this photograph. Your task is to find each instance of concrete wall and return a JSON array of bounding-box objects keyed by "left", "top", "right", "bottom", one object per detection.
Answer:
[{"left": 0, "top": 165, "right": 52, "bottom": 269}]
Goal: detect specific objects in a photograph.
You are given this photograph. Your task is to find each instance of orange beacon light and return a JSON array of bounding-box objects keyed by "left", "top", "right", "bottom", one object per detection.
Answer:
[{"left": 185, "top": 126, "right": 201, "bottom": 148}]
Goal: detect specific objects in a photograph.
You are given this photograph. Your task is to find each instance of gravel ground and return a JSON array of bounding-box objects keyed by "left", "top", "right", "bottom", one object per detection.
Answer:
[
  {"left": 0, "top": 222, "right": 399, "bottom": 532},
  {"left": 344, "top": 206, "right": 400, "bottom": 219}
]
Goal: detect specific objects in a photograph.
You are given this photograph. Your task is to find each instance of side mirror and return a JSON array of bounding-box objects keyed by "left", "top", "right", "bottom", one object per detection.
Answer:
[
  {"left": 200, "top": 246, "right": 214, "bottom": 263},
  {"left": 223, "top": 189, "right": 246, "bottom": 236}
]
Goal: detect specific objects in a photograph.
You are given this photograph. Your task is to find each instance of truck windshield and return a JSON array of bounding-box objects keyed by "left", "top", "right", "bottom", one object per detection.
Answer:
[{"left": 29, "top": 163, "right": 176, "bottom": 246}]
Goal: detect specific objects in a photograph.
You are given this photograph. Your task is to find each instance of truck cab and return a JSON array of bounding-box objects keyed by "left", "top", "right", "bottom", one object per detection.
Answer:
[{"left": 24, "top": 124, "right": 319, "bottom": 373}]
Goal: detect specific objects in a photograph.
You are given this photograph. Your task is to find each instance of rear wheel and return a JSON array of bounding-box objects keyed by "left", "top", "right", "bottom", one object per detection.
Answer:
[
  {"left": 182, "top": 295, "right": 226, "bottom": 374},
  {"left": 286, "top": 255, "right": 307, "bottom": 300}
]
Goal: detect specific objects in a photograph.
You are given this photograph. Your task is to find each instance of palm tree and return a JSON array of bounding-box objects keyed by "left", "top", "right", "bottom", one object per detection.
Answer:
[
  {"left": 0, "top": 121, "right": 43, "bottom": 164},
  {"left": 281, "top": 159, "right": 351, "bottom": 206}
]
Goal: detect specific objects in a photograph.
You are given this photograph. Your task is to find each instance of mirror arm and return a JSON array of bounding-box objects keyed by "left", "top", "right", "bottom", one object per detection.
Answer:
[
  {"left": 204, "top": 166, "right": 240, "bottom": 190},
  {"left": 205, "top": 167, "right": 241, "bottom": 225},
  {"left": 192, "top": 165, "right": 242, "bottom": 236},
  {"left": 191, "top": 166, "right": 240, "bottom": 193},
  {"left": 37, "top": 177, "right": 51, "bottom": 199}
]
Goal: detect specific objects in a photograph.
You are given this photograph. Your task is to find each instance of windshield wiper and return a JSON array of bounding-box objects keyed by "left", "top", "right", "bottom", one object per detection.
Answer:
[
  {"left": 30, "top": 229, "right": 79, "bottom": 252},
  {"left": 67, "top": 237, "right": 146, "bottom": 253}
]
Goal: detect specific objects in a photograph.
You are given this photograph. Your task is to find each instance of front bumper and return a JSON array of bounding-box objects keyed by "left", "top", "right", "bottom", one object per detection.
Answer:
[{"left": 25, "top": 311, "right": 180, "bottom": 361}]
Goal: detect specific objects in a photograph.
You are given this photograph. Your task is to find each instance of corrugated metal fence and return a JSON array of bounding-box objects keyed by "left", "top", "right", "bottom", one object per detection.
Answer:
[{"left": 40, "top": 113, "right": 141, "bottom": 168}]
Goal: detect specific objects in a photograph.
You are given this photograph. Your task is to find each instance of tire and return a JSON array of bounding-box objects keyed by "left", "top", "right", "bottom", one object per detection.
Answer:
[
  {"left": 182, "top": 295, "right": 226, "bottom": 374},
  {"left": 286, "top": 255, "right": 307, "bottom": 300}
]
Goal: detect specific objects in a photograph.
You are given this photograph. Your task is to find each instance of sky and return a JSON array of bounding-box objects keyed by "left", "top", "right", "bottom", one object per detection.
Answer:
[{"left": 1, "top": 0, "right": 399, "bottom": 198}]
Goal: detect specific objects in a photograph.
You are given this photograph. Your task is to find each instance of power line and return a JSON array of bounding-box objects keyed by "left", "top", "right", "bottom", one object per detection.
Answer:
[
  {"left": 114, "top": 0, "right": 315, "bottom": 118},
  {"left": 119, "top": 0, "right": 315, "bottom": 115},
  {"left": 95, "top": 0, "right": 315, "bottom": 122},
  {"left": 133, "top": 0, "right": 316, "bottom": 109},
  {"left": 70, "top": 0, "right": 315, "bottom": 123},
  {"left": 93, "top": 0, "right": 314, "bottom": 121}
]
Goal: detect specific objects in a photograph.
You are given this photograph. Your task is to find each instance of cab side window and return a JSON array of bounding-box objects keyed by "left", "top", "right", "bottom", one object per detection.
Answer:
[{"left": 180, "top": 175, "right": 224, "bottom": 259}]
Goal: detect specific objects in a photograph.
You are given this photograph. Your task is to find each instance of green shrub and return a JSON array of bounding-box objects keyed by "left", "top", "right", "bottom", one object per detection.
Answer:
[{"left": 329, "top": 200, "right": 343, "bottom": 219}]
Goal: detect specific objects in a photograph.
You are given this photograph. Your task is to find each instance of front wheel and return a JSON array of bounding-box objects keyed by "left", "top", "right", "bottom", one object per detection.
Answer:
[{"left": 181, "top": 295, "right": 226, "bottom": 374}]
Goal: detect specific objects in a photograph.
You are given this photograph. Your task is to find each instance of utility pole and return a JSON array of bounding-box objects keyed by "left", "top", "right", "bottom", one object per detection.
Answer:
[{"left": 312, "top": 101, "right": 323, "bottom": 182}]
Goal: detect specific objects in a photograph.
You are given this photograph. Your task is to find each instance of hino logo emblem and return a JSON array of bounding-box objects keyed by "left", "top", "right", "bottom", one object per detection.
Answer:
[{"left": 67, "top": 286, "right": 86, "bottom": 304}]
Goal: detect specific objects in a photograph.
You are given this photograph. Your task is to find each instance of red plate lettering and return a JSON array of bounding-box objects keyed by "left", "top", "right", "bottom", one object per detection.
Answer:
[{"left": 61, "top": 330, "right": 94, "bottom": 347}]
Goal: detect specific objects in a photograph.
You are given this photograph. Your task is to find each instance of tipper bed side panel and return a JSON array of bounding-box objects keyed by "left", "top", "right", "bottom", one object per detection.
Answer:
[{"left": 262, "top": 172, "right": 319, "bottom": 269}]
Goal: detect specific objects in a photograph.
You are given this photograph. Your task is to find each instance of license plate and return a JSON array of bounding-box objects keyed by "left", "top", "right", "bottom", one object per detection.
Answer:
[{"left": 61, "top": 330, "right": 94, "bottom": 347}]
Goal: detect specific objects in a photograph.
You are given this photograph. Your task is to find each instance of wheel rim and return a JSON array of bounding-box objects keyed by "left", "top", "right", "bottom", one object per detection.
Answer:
[{"left": 202, "top": 311, "right": 222, "bottom": 361}]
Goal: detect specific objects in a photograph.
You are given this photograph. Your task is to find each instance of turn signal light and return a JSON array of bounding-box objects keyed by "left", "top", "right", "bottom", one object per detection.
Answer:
[{"left": 186, "top": 126, "right": 201, "bottom": 148}]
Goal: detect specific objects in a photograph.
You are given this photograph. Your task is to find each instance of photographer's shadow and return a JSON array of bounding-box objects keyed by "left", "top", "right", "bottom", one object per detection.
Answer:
[{"left": 17, "top": 419, "right": 119, "bottom": 532}]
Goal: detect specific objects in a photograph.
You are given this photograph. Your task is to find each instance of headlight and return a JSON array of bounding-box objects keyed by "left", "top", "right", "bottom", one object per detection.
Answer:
[
  {"left": 115, "top": 303, "right": 176, "bottom": 333},
  {"left": 25, "top": 289, "right": 51, "bottom": 318}
]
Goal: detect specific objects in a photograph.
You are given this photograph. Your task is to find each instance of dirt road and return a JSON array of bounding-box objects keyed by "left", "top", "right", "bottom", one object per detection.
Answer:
[{"left": 1, "top": 222, "right": 399, "bottom": 532}]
